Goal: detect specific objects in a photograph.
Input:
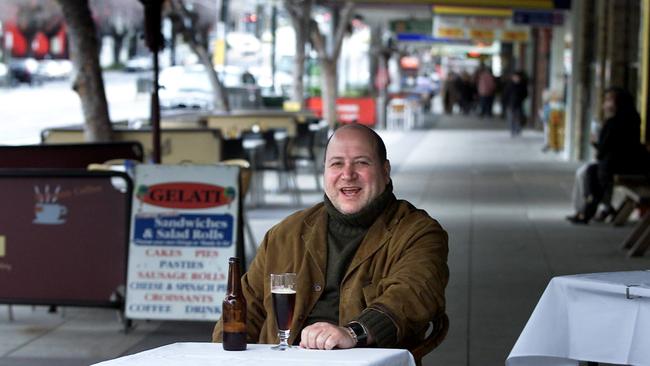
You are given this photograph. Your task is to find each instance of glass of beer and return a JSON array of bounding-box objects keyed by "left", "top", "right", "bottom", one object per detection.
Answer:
[{"left": 270, "top": 273, "right": 296, "bottom": 350}]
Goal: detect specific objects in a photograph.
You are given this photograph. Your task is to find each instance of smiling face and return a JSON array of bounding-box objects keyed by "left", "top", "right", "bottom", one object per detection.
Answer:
[{"left": 324, "top": 126, "right": 390, "bottom": 215}]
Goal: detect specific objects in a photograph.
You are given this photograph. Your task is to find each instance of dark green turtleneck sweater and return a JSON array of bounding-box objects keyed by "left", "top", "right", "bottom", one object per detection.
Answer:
[{"left": 304, "top": 182, "right": 398, "bottom": 347}]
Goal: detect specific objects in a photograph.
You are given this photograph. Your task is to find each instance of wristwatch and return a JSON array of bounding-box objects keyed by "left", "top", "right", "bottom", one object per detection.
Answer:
[{"left": 346, "top": 321, "right": 368, "bottom": 347}]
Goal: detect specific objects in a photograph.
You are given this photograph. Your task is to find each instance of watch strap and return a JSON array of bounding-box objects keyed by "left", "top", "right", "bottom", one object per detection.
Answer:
[{"left": 346, "top": 321, "right": 368, "bottom": 347}]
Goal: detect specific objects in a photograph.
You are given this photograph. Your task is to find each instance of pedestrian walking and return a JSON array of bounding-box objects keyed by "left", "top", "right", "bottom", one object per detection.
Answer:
[{"left": 503, "top": 71, "right": 528, "bottom": 136}]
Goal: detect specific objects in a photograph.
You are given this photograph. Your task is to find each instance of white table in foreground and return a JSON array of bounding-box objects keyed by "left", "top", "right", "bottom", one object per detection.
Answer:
[
  {"left": 506, "top": 271, "right": 650, "bottom": 366},
  {"left": 92, "top": 342, "right": 416, "bottom": 366}
]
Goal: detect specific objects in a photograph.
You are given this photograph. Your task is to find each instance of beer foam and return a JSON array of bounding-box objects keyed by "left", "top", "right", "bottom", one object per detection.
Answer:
[{"left": 271, "top": 288, "right": 296, "bottom": 294}]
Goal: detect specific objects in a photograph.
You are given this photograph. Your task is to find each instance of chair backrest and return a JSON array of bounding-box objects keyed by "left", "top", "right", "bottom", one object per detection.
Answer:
[
  {"left": 288, "top": 123, "right": 316, "bottom": 163},
  {"left": 241, "top": 129, "right": 288, "bottom": 170},
  {"left": 221, "top": 137, "right": 247, "bottom": 161},
  {"left": 294, "top": 123, "right": 315, "bottom": 149},
  {"left": 256, "top": 130, "right": 280, "bottom": 162},
  {"left": 410, "top": 313, "right": 449, "bottom": 366}
]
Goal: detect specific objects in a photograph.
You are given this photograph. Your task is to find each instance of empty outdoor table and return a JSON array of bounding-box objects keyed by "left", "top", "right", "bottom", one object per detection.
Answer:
[
  {"left": 92, "top": 342, "right": 416, "bottom": 366},
  {"left": 205, "top": 110, "right": 298, "bottom": 138},
  {"left": 506, "top": 271, "right": 650, "bottom": 366}
]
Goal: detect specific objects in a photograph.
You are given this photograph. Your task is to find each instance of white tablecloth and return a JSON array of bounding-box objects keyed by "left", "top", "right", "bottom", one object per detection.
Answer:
[
  {"left": 92, "top": 342, "right": 416, "bottom": 366},
  {"left": 507, "top": 270, "right": 650, "bottom": 366}
]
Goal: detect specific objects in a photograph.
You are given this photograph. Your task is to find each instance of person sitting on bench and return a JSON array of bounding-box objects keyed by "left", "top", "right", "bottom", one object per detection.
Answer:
[{"left": 567, "top": 87, "right": 649, "bottom": 224}]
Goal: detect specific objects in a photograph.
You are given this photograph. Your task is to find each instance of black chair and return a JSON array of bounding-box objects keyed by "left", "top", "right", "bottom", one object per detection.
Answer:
[
  {"left": 254, "top": 129, "right": 301, "bottom": 206},
  {"left": 288, "top": 121, "right": 329, "bottom": 191},
  {"left": 220, "top": 138, "right": 247, "bottom": 161}
]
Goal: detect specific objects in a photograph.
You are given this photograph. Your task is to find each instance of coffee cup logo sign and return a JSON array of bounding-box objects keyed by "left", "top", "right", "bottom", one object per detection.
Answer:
[{"left": 33, "top": 185, "right": 67, "bottom": 225}]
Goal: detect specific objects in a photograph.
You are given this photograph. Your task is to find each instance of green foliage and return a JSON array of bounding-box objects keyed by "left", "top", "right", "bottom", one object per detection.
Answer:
[
  {"left": 341, "top": 86, "right": 370, "bottom": 98},
  {"left": 307, "top": 85, "right": 321, "bottom": 97},
  {"left": 104, "top": 62, "right": 126, "bottom": 71}
]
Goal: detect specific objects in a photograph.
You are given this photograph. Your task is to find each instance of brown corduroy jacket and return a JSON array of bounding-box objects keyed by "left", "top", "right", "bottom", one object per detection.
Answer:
[{"left": 212, "top": 199, "right": 449, "bottom": 348}]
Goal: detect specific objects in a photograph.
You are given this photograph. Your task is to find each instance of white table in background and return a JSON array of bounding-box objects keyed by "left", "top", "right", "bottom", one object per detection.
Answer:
[
  {"left": 506, "top": 271, "right": 650, "bottom": 366},
  {"left": 92, "top": 342, "right": 416, "bottom": 366}
]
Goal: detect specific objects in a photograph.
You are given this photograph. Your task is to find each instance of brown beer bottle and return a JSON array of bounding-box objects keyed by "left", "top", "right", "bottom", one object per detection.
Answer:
[{"left": 222, "top": 257, "right": 247, "bottom": 351}]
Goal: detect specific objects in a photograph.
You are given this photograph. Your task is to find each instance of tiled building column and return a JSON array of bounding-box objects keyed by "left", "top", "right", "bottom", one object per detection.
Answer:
[
  {"left": 605, "top": 0, "right": 640, "bottom": 92},
  {"left": 567, "top": 0, "right": 596, "bottom": 160}
]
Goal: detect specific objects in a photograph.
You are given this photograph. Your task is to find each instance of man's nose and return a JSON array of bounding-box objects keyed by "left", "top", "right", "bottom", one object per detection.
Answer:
[{"left": 341, "top": 164, "right": 357, "bottom": 179}]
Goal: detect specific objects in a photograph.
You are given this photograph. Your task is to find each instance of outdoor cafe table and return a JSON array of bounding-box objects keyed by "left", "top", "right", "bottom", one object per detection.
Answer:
[
  {"left": 92, "top": 342, "right": 416, "bottom": 366},
  {"left": 204, "top": 110, "right": 301, "bottom": 139},
  {"left": 506, "top": 271, "right": 650, "bottom": 366}
]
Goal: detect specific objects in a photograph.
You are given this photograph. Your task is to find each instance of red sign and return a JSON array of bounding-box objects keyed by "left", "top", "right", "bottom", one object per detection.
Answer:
[
  {"left": 305, "top": 97, "right": 376, "bottom": 126},
  {"left": 400, "top": 56, "right": 419, "bottom": 69},
  {"left": 137, "top": 182, "right": 235, "bottom": 209}
]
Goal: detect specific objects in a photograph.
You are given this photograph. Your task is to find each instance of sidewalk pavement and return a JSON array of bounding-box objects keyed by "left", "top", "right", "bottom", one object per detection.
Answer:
[{"left": 1, "top": 113, "right": 648, "bottom": 366}]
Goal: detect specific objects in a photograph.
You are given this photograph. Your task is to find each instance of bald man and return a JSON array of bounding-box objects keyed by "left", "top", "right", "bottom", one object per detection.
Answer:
[{"left": 213, "top": 124, "right": 449, "bottom": 351}]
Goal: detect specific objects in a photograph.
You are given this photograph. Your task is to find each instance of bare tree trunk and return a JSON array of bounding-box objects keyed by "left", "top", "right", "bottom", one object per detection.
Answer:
[
  {"left": 128, "top": 33, "right": 138, "bottom": 58},
  {"left": 320, "top": 59, "right": 337, "bottom": 128},
  {"left": 169, "top": 24, "right": 177, "bottom": 66},
  {"left": 285, "top": 0, "right": 310, "bottom": 108},
  {"left": 169, "top": 0, "right": 229, "bottom": 112},
  {"left": 290, "top": 17, "right": 306, "bottom": 107},
  {"left": 307, "top": 2, "right": 355, "bottom": 128},
  {"left": 56, "top": 0, "right": 112, "bottom": 142},
  {"left": 196, "top": 44, "right": 230, "bottom": 111}
]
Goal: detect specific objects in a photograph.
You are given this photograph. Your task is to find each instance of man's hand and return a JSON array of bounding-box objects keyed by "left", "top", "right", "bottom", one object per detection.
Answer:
[{"left": 299, "top": 322, "right": 356, "bottom": 350}]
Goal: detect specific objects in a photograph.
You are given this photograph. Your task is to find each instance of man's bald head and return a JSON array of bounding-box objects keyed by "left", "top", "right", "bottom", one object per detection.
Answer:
[{"left": 324, "top": 124, "right": 387, "bottom": 163}]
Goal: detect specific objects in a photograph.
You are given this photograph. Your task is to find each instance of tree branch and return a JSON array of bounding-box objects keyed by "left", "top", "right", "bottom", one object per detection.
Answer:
[
  {"left": 309, "top": 18, "right": 327, "bottom": 59},
  {"left": 168, "top": 0, "right": 193, "bottom": 43},
  {"left": 331, "top": 1, "right": 355, "bottom": 60},
  {"left": 283, "top": 0, "right": 301, "bottom": 20},
  {"left": 168, "top": 0, "right": 229, "bottom": 111}
]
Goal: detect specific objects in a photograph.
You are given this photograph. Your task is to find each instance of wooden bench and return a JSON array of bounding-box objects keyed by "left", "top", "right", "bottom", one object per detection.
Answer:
[
  {"left": 613, "top": 176, "right": 650, "bottom": 257},
  {"left": 41, "top": 127, "right": 222, "bottom": 164},
  {"left": 0, "top": 142, "right": 144, "bottom": 169},
  {"left": 611, "top": 175, "right": 650, "bottom": 226}
]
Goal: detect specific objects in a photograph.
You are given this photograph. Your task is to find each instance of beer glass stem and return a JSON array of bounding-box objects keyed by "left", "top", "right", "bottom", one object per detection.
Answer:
[{"left": 277, "top": 329, "right": 291, "bottom": 350}]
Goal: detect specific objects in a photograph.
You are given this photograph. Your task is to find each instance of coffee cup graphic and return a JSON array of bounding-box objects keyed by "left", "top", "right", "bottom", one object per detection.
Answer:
[{"left": 33, "top": 203, "right": 67, "bottom": 225}]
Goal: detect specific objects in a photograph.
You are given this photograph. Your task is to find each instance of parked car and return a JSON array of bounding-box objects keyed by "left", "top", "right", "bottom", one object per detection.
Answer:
[
  {"left": 159, "top": 64, "right": 212, "bottom": 109},
  {"left": 124, "top": 56, "right": 153, "bottom": 72},
  {"left": 226, "top": 32, "right": 261, "bottom": 60},
  {"left": 159, "top": 64, "right": 261, "bottom": 110},
  {"left": 37, "top": 59, "right": 72, "bottom": 80},
  {"left": 8, "top": 58, "right": 43, "bottom": 85},
  {"left": 6, "top": 58, "right": 72, "bottom": 85}
]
